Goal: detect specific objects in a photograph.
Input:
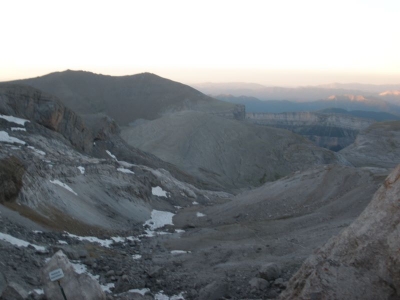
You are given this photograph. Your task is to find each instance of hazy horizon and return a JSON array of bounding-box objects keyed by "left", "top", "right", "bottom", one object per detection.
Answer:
[{"left": 1, "top": 0, "right": 399, "bottom": 87}]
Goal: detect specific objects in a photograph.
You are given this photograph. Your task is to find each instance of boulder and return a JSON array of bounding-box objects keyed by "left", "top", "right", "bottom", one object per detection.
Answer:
[
  {"left": 249, "top": 277, "right": 269, "bottom": 290},
  {"left": 259, "top": 263, "right": 281, "bottom": 281},
  {"left": 41, "top": 250, "right": 105, "bottom": 300},
  {"left": 198, "top": 281, "right": 228, "bottom": 300},
  {"left": 280, "top": 164, "right": 400, "bottom": 300}
]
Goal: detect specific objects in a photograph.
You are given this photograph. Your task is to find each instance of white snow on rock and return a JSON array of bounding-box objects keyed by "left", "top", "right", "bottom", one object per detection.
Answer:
[
  {"left": 155, "top": 291, "right": 186, "bottom": 300},
  {"left": 70, "top": 261, "right": 87, "bottom": 274},
  {"left": 106, "top": 150, "right": 117, "bottom": 160},
  {"left": 196, "top": 212, "right": 206, "bottom": 217},
  {"left": 101, "top": 283, "right": 115, "bottom": 293},
  {"left": 0, "top": 114, "right": 29, "bottom": 125},
  {"left": 11, "top": 127, "right": 26, "bottom": 131},
  {"left": 32, "top": 230, "right": 43, "bottom": 234},
  {"left": 192, "top": 201, "right": 199, "bottom": 205},
  {"left": 65, "top": 232, "right": 114, "bottom": 248},
  {"left": 175, "top": 229, "right": 185, "bottom": 233},
  {"left": 128, "top": 288, "right": 150, "bottom": 296},
  {"left": 111, "top": 236, "right": 125, "bottom": 243},
  {"left": 144, "top": 210, "right": 175, "bottom": 230},
  {"left": 152, "top": 186, "right": 168, "bottom": 197},
  {"left": 58, "top": 240, "right": 68, "bottom": 245},
  {"left": 117, "top": 167, "right": 135, "bottom": 174},
  {"left": 132, "top": 254, "right": 142, "bottom": 260},
  {"left": 0, "top": 232, "right": 46, "bottom": 252},
  {"left": 50, "top": 179, "right": 78, "bottom": 196},
  {"left": 31, "top": 289, "right": 44, "bottom": 295},
  {"left": 0, "top": 131, "right": 25, "bottom": 144},
  {"left": 118, "top": 160, "right": 135, "bottom": 168},
  {"left": 171, "top": 250, "right": 191, "bottom": 255},
  {"left": 78, "top": 166, "right": 85, "bottom": 174},
  {"left": 28, "top": 146, "right": 46, "bottom": 156}
]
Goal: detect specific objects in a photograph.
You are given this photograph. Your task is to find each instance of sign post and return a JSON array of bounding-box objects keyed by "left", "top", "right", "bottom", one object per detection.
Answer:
[{"left": 49, "top": 268, "right": 67, "bottom": 300}]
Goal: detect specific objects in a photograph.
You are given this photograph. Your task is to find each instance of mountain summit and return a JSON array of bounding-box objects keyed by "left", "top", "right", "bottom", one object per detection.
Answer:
[{"left": 11, "top": 70, "right": 244, "bottom": 125}]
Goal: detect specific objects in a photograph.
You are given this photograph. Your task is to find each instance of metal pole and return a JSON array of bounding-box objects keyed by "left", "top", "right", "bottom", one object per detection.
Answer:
[{"left": 57, "top": 280, "right": 68, "bottom": 300}]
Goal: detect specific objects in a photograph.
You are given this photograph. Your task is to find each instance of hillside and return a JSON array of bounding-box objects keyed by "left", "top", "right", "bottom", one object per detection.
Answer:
[
  {"left": 340, "top": 121, "right": 400, "bottom": 168},
  {"left": 121, "top": 111, "right": 348, "bottom": 189},
  {"left": 10, "top": 70, "right": 244, "bottom": 125}
]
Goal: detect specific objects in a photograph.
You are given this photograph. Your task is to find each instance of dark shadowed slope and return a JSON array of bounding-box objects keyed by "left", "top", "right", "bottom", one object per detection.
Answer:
[{"left": 10, "top": 70, "right": 243, "bottom": 125}]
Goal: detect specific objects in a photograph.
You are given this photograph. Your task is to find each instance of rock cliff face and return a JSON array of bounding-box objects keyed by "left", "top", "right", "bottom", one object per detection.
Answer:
[
  {"left": 246, "top": 112, "right": 374, "bottom": 151},
  {"left": 0, "top": 84, "right": 93, "bottom": 152},
  {"left": 280, "top": 164, "right": 400, "bottom": 300},
  {"left": 340, "top": 121, "right": 400, "bottom": 168}
]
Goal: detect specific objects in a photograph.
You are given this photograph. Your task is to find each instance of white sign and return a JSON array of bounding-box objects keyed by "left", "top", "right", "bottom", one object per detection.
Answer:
[{"left": 49, "top": 268, "right": 64, "bottom": 282}]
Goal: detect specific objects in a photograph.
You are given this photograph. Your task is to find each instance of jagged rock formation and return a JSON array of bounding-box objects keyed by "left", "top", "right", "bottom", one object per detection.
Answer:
[
  {"left": 280, "top": 164, "right": 400, "bottom": 300},
  {"left": 246, "top": 111, "right": 374, "bottom": 151},
  {"left": 340, "top": 121, "right": 400, "bottom": 168},
  {"left": 122, "top": 111, "right": 349, "bottom": 189},
  {"left": 11, "top": 70, "right": 245, "bottom": 124}
]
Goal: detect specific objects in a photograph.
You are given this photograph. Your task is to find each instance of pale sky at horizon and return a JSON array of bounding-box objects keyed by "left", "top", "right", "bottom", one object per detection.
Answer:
[{"left": 1, "top": 0, "right": 400, "bottom": 86}]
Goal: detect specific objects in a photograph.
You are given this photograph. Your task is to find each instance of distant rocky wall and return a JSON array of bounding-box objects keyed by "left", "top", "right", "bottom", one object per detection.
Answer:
[
  {"left": 213, "top": 104, "right": 245, "bottom": 120},
  {"left": 246, "top": 112, "right": 374, "bottom": 151}
]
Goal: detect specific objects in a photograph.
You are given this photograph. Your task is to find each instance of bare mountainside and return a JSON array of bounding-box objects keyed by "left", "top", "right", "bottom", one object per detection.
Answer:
[
  {"left": 340, "top": 121, "right": 400, "bottom": 168},
  {"left": 121, "top": 111, "right": 349, "bottom": 189},
  {"left": 10, "top": 70, "right": 244, "bottom": 125}
]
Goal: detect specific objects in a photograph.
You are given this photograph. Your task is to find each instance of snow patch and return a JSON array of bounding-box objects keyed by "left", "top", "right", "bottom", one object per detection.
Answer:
[
  {"left": 171, "top": 250, "right": 191, "bottom": 255},
  {"left": 78, "top": 166, "right": 85, "bottom": 174},
  {"left": 0, "top": 232, "right": 46, "bottom": 252},
  {"left": 58, "top": 240, "right": 68, "bottom": 245},
  {"left": 101, "top": 283, "right": 115, "bottom": 293},
  {"left": 144, "top": 210, "right": 175, "bottom": 230},
  {"left": 0, "top": 114, "right": 29, "bottom": 125},
  {"left": 50, "top": 180, "right": 78, "bottom": 196},
  {"left": 155, "top": 291, "right": 185, "bottom": 300},
  {"left": 196, "top": 212, "right": 206, "bottom": 217},
  {"left": 128, "top": 288, "right": 150, "bottom": 296},
  {"left": 11, "top": 127, "right": 26, "bottom": 131},
  {"left": 192, "top": 201, "right": 199, "bottom": 205},
  {"left": 175, "top": 229, "right": 185, "bottom": 233},
  {"left": 117, "top": 167, "right": 135, "bottom": 174},
  {"left": 0, "top": 131, "right": 25, "bottom": 144},
  {"left": 118, "top": 160, "right": 135, "bottom": 168},
  {"left": 106, "top": 150, "right": 117, "bottom": 160},
  {"left": 132, "top": 254, "right": 142, "bottom": 260},
  {"left": 152, "top": 186, "right": 168, "bottom": 197},
  {"left": 32, "top": 289, "right": 44, "bottom": 295},
  {"left": 28, "top": 146, "right": 46, "bottom": 156},
  {"left": 65, "top": 232, "right": 114, "bottom": 248}
]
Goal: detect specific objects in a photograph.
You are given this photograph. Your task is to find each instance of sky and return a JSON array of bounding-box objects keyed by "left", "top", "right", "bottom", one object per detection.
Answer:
[{"left": 1, "top": 0, "right": 400, "bottom": 86}]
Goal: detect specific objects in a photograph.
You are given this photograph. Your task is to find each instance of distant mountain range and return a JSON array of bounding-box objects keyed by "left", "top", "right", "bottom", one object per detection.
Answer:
[
  {"left": 192, "top": 82, "right": 400, "bottom": 105},
  {"left": 214, "top": 94, "right": 400, "bottom": 118}
]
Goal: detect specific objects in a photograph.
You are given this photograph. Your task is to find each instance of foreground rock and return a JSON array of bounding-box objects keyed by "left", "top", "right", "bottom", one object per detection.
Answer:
[
  {"left": 41, "top": 250, "right": 106, "bottom": 300},
  {"left": 280, "top": 164, "right": 400, "bottom": 300}
]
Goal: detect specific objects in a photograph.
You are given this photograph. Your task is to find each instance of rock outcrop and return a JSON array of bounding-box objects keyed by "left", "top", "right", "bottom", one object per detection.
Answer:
[
  {"left": 280, "top": 164, "right": 400, "bottom": 300},
  {"left": 41, "top": 250, "right": 106, "bottom": 300},
  {"left": 0, "top": 84, "right": 93, "bottom": 152},
  {"left": 246, "top": 112, "right": 374, "bottom": 151},
  {"left": 0, "top": 156, "right": 25, "bottom": 203}
]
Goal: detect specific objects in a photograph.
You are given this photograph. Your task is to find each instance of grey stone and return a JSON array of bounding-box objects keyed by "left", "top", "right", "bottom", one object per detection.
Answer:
[
  {"left": 259, "top": 263, "right": 281, "bottom": 281},
  {"left": 198, "top": 281, "right": 228, "bottom": 300},
  {"left": 249, "top": 277, "right": 269, "bottom": 290},
  {"left": 0, "top": 271, "right": 7, "bottom": 296},
  {"left": 41, "top": 250, "right": 106, "bottom": 300}
]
